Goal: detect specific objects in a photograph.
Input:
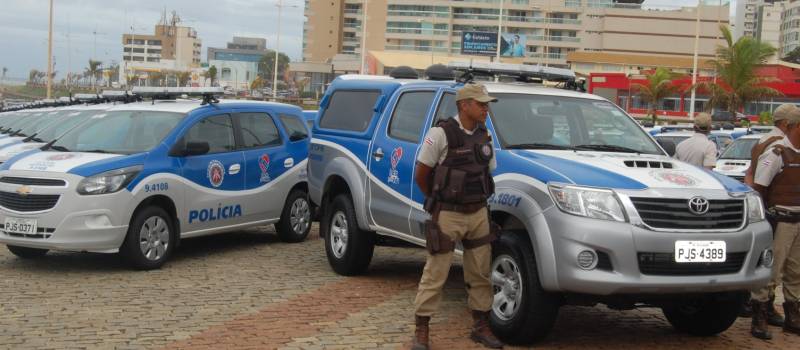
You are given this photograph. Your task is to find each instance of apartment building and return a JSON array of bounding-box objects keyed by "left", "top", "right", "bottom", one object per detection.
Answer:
[
  {"left": 782, "top": 0, "right": 800, "bottom": 57},
  {"left": 302, "top": 0, "right": 729, "bottom": 70},
  {"left": 120, "top": 13, "right": 202, "bottom": 85}
]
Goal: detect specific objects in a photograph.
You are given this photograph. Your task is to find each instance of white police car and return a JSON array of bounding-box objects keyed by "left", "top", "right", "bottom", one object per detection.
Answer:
[
  {"left": 714, "top": 134, "right": 762, "bottom": 182},
  {"left": 0, "top": 88, "right": 312, "bottom": 269}
]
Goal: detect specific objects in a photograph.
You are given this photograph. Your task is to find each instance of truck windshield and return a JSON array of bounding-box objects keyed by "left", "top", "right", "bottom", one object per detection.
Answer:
[
  {"left": 18, "top": 110, "right": 71, "bottom": 136},
  {"left": 720, "top": 138, "right": 759, "bottom": 160},
  {"left": 50, "top": 110, "right": 184, "bottom": 154},
  {"left": 490, "top": 94, "right": 663, "bottom": 155}
]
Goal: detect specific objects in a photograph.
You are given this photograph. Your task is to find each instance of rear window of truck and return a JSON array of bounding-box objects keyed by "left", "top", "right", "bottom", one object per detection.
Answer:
[{"left": 319, "top": 90, "right": 381, "bottom": 132}]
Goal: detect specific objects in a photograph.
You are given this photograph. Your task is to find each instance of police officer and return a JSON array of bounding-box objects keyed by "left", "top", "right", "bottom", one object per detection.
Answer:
[
  {"left": 411, "top": 82, "right": 503, "bottom": 350},
  {"left": 741, "top": 103, "right": 800, "bottom": 322},
  {"left": 674, "top": 112, "right": 717, "bottom": 169},
  {"left": 749, "top": 107, "right": 800, "bottom": 340}
]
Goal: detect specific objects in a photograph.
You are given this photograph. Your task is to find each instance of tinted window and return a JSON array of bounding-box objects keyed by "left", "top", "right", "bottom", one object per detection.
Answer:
[
  {"left": 185, "top": 114, "right": 236, "bottom": 154},
  {"left": 279, "top": 114, "right": 309, "bottom": 141},
  {"left": 36, "top": 110, "right": 98, "bottom": 141},
  {"left": 238, "top": 113, "right": 282, "bottom": 148},
  {"left": 433, "top": 92, "right": 458, "bottom": 125},
  {"left": 388, "top": 91, "right": 436, "bottom": 143},
  {"left": 319, "top": 90, "right": 380, "bottom": 131}
]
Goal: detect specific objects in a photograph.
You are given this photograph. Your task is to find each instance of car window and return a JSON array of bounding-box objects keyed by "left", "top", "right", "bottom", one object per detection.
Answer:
[
  {"left": 36, "top": 110, "right": 98, "bottom": 141},
  {"left": 720, "top": 138, "right": 759, "bottom": 160},
  {"left": 388, "top": 91, "right": 436, "bottom": 143},
  {"left": 185, "top": 114, "right": 236, "bottom": 154},
  {"left": 279, "top": 114, "right": 309, "bottom": 141},
  {"left": 319, "top": 90, "right": 381, "bottom": 132},
  {"left": 237, "top": 112, "right": 282, "bottom": 149},
  {"left": 433, "top": 92, "right": 458, "bottom": 125}
]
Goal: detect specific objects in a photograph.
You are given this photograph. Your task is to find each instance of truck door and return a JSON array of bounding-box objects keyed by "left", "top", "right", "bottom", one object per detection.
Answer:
[
  {"left": 409, "top": 90, "right": 458, "bottom": 238},
  {"left": 367, "top": 89, "right": 437, "bottom": 235}
]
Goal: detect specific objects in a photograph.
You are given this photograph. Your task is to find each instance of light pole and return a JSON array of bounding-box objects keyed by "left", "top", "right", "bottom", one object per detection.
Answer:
[
  {"left": 360, "top": 0, "right": 369, "bottom": 74},
  {"left": 272, "top": 0, "right": 299, "bottom": 99},
  {"left": 495, "top": 0, "right": 504, "bottom": 62},
  {"left": 46, "top": 0, "right": 54, "bottom": 99},
  {"left": 417, "top": 18, "right": 435, "bottom": 65},
  {"left": 688, "top": 0, "right": 702, "bottom": 120}
]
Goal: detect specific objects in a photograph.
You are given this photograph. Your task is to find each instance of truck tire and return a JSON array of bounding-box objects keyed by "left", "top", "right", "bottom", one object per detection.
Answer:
[
  {"left": 120, "top": 206, "right": 176, "bottom": 270},
  {"left": 275, "top": 189, "right": 312, "bottom": 243},
  {"left": 7, "top": 245, "right": 48, "bottom": 259},
  {"left": 489, "top": 233, "right": 559, "bottom": 344},
  {"left": 662, "top": 292, "right": 745, "bottom": 336},
  {"left": 323, "top": 194, "right": 374, "bottom": 275}
]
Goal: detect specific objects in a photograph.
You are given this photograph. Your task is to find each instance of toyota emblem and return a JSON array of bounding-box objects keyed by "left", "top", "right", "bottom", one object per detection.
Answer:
[{"left": 688, "top": 197, "right": 710, "bottom": 215}]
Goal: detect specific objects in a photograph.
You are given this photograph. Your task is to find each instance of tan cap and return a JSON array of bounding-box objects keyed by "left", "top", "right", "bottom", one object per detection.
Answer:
[
  {"left": 773, "top": 103, "right": 800, "bottom": 122},
  {"left": 694, "top": 112, "right": 712, "bottom": 129},
  {"left": 456, "top": 82, "right": 498, "bottom": 103}
]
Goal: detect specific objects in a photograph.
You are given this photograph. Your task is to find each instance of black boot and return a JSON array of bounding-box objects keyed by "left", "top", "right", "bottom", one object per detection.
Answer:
[
  {"left": 767, "top": 297, "right": 785, "bottom": 327},
  {"left": 739, "top": 298, "right": 753, "bottom": 318},
  {"left": 785, "top": 301, "right": 800, "bottom": 335},
  {"left": 412, "top": 315, "right": 430, "bottom": 350},
  {"left": 751, "top": 301, "right": 773, "bottom": 340},
  {"left": 470, "top": 310, "right": 504, "bottom": 349}
]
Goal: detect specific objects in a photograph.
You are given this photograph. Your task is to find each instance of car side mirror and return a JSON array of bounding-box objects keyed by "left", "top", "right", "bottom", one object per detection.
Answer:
[
  {"left": 657, "top": 138, "right": 676, "bottom": 157},
  {"left": 169, "top": 140, "right": 210, "bottom": 157}
]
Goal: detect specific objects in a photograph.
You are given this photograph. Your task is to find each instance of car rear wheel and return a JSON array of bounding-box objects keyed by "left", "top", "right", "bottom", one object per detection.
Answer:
[
  {"left": 489, "top": 232, "right": 560, "bottom": 344},
  {"left": 276, "top": 189, "right": 312, "bottom": 243},
  {"left": 7, "top": 245, "right": 48, "bottom": 259},
  {"left": 121, "top": 206, "right": 175, "bottom": 270},
  {"left": 323, "top": 194, "right": 374, "bottom": 276},
  {"left": 662, "top": 292, "right": 745, "bottom": 336}
]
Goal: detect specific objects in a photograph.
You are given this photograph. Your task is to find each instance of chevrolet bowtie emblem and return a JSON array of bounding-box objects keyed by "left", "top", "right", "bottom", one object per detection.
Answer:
[{"left": 16, "top": 185, "right": 32, "bottom": 196}]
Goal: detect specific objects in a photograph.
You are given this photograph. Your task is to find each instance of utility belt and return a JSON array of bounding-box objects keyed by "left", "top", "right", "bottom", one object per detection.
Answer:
[
  {"left": 423, "top": 199, "right": 500, "bottom": 254},
  {"left": 768, "top": 207, "right": 800, "bottom": 223}
]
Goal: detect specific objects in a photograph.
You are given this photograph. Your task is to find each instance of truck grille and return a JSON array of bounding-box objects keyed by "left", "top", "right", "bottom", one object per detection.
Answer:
[
  {"left": 638, "top": 252, "right": 747, "bottom": 276},
  {"left": 0, "top": 191, "right": 60, "bottom": 212},
  {"left": 0, "top": 176, "right": 66, "bottom": 187},
  {"left": 630, "top": 197, "right": 744, "bottom": 230}
]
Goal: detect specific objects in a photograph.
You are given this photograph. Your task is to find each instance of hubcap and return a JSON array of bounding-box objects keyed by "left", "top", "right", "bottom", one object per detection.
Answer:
[
  {"left": 138, "top": 216, "right": 169, "bottom": 261},
  {"left": 491, "top": 255, "right": 523, "bottom": 321},
  {"left": 289, "top": 197, "right": 311, "bottom": 235},
  {"left": 330, "top": 211, "right": 348, "bottom": 258}
]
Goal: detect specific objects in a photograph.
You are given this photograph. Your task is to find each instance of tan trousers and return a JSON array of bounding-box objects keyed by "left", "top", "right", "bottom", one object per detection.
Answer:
[
  {"left": 414, "top": 207, "right": 493, "bottom": 317},
  {"left": 752, "top": 222, "right": 800, "bottom": 303}
]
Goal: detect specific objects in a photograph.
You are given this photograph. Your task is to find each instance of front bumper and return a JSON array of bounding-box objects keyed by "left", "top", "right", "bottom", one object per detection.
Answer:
[
  {"left": 541, "top": 208, "right": 772, "bottom": 296},
  {"left": 0, "top": 171, "right": 131, "bottom": 253}
]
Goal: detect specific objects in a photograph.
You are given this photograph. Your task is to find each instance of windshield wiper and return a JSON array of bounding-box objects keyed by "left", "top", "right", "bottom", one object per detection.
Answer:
[
  {"left": 574, "top": 144, "right": 643, "bottom": 154},
  {"left": 505, "top": 143, "right": 574, "bottom": 150},
  {"left": 22, "top": 133, "right": 38, "bottom": 142},
  {"left": 40, "top": 138, "right": 69, "bottom": 152},
  {"left": 50, "top": 145, "right": 70, "bottom": 152},
  {"left": 81, "top": 149, "right": 111, "bottom": 154}
]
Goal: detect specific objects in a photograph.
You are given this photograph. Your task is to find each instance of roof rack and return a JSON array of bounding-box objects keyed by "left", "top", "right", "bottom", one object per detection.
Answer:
[
  {"left": 131, "top": 87, "right": 224, "bottom": 105},
  {"left": 448, "top": 61, "right": 585, "bottom": 91},
  {"left": 101, "top": 90, "right": 141, "bottom": 103}
]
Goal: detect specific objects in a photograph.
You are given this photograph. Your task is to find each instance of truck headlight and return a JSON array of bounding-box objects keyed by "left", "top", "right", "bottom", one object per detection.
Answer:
[
  {"left": 77, "top": 165, "right": 142, "bottom": 195},
  {"left": 746, "top": 192, "right": 765, "bottom": 223},
  {"left": 548, "top": 184, "right": 626, "bottom": 222}
]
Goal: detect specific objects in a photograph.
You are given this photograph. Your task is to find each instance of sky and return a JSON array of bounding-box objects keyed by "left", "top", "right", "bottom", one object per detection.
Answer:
[{"left": 0, "top": 0, "right": 731, "bottom": 80}]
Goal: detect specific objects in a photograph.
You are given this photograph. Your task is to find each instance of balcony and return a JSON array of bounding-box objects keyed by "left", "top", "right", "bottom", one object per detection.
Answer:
[
  {"left": 386, "top": 27, "right": 449, "bottom": 36},
  {"left": 385, "top": 44, "right": 450, "bottom": 53}
]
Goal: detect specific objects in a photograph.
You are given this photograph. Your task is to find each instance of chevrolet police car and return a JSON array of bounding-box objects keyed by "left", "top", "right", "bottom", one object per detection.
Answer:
[
  {"left": 0, "top": 88, "right": 312, "bottom": 270},
  {"left": 714, "top": 133, "right": 762, "bottom": 182},
  {"left": 308, "top": 63, "right": 772, "bottom": 344}
]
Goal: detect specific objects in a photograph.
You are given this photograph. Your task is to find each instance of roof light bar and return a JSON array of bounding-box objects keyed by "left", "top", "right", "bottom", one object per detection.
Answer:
[
  {"left": 131, "top": 87, "right": 224, "bottom": 97},
  {"left": 448, "top": 61, "right": 576, "bottom": 83},
  {"left": 74, "top": 93, "right": 101, "bottom": 101}
]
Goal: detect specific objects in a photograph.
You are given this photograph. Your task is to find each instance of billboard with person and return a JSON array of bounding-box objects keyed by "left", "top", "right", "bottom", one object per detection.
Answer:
[{"left": 500, "top": 33, "right": 526, "bottom": 57}]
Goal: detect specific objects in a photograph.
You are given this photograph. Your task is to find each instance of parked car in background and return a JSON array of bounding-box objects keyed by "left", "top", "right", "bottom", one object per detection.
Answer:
[{"left": 714, "top": 134, "right": 762, "bottom": 182}]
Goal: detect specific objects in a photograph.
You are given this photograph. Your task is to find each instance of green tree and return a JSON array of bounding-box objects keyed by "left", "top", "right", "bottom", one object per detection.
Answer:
[
  {"left": 204, "top": 66, "right": 218, "bottom": 86},
  {"left": 696, "top": 25, "right": 781, "bottom": 114},
  {"left": 258, "top": 51, "right": 291, "bottom": 83},
  {"left": 28, "top": 69, "right": 39, "bottom": 84},
  {"left": 784, "top": 47, "right": 800, "bottom": 64},
  {"left": 758, "top": 111, "right": 773, "bottom": 125},
  {"left": 176, "top": 71, "right": 192, "bottom": 87},
  {"left": 631, "top": 67, "right": 683, "bottom": 124},
  {"left": 1, "top": 67, "right": 7, "bottom": 82},
  {"left": 250, "top": 75, "right": 265, "bottom": 91}
]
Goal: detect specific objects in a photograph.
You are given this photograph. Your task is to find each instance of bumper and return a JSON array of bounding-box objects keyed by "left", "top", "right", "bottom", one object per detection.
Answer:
[
  {"left": 541, "top": 210, "right": 772, "bottom": 296},
  {"left": 0, "top": 171, "right": 132, "bottom": 253}
]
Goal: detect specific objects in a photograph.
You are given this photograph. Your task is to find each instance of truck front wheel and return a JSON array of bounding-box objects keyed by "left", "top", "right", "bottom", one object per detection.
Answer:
[
  {"left": 489, "top": 233, "right": 560, "bottom": 344},
  {"left": 323, "top": 194, "right": 374, "bottom": 276},
  {"left": 662, "top": 292, "right": 745, "bottom": 336}
]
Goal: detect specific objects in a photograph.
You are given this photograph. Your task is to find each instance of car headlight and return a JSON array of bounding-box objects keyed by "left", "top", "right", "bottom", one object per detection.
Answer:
[
  {"left": 77, "top": 165, "right": 142, "bottom": 195},
  {"left": 746, "top": 191, "right": 765, "bottom": 223},
  {"left": 548, "top": 184, "right": 626, "bottom": 222}
]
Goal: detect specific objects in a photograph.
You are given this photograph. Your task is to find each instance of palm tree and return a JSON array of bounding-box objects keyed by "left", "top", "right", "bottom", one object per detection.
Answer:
[
  {"left": 176, "top": 71, "right": 192, "bottom": 87},
  {"left": 28, "top": 69, "right": 39, "bottom": 85},
  {"left": 86, "top": 60, "right": 102, "bottom": 89},
  {"left": 1, "top": 67, "right": 7, "bottom": 84},
  {"left": 204, "top": 66, "right": 218, "bottom": 87},
  {"left": 695, "top": 25, "right": 781, "bottom": 114},
  {"left": 631, "top": 67, "right": 683, "bottom": 124}
]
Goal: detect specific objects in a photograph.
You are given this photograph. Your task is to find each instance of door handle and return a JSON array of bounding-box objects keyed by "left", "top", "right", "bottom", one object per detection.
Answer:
[
  {"left": 284, "top": 158, "right": 294, "bottom": 168},
  {"left": 372, "top": 148, "right": 384, "bottom": 160},
  {"left": 228, "top": 163, "right": 241, "bottom": 175}
]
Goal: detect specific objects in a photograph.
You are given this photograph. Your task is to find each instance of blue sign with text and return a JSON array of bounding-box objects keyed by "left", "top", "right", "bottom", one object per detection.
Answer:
[{"left": 461, "top": 31, "right": 497, "bottom": 56}]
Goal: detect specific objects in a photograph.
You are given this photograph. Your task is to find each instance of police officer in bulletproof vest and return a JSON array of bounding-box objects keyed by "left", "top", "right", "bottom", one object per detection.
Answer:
[
  {"left": 411, "top": 82, "right": 503, "bottom": 350},
  {"left": 749, "top": 106, "right": 800, "bottom": 340}
]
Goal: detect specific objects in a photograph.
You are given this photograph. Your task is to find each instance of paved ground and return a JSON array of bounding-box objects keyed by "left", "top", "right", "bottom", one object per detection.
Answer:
[{"left": 0, "top": 224, "right": 796, "bottom": 349}]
